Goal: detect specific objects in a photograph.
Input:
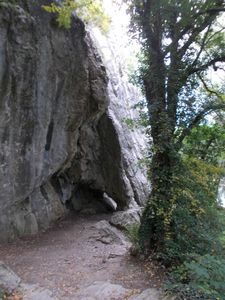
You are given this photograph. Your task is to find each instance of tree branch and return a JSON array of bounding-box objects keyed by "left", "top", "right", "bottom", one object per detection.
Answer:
[
  {"left": 191, "top": 25, "right": 212, "bottom": 68},
  {"left": 205, "top": 26, "right": 225, "bottom": 45},
  {"left": 164, "top": 0, "right": 225, "bottom": 58},
  {"left": 198, "top": 73, "right": 224, "bottom": 100},
  {"left": 197, "top": 7, "right": 225, "bottom": 16},
  {"left": 176, "top": 102, "right": 225, "bottom": 150},
  {"left": 187, "top": 55, "right": 225, "bottom": 76}
]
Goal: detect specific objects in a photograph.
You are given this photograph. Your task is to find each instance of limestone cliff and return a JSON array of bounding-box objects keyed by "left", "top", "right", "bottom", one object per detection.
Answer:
[{"left": 0, "top": 0, "right": 149, "bottom": 241}]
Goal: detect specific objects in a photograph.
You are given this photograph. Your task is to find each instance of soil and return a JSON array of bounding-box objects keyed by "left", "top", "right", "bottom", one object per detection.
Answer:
[{"left": 0, "top": 212, "right": 164, "bottom": 299}]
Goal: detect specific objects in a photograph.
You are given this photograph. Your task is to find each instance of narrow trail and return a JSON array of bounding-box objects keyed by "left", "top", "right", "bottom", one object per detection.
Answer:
[{"left": 0, "top": 213, "right": 163, "bottom": 299}]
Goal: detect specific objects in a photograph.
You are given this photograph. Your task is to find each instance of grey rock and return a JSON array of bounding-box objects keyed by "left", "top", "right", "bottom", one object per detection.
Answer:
[
  {"left": 0, "top": 1, "right": 149, "bottom": 241},
  {"left": 0, "top": 262, "right": 21, "bottom": 293},
  {"left": 21, "top": 283, "right": 58, "bottom": 300},
  {"left": 103, "top": 193, "right": 117, "bottom": 211},
  {"left": 131, "top": 288, "right": 175, "bottom": 300},
  {"left": 90, "top": 28, "right": 151, "bottom": 207},
  {"left": 75, "top": 281, "right": 173, "bottom": 300},
  {"left": 0, "top": 3, "right": 108, "bottom": 240},
  {"left": 110, "top": 208, "right": 142, "bottom": 230},
  {"left": 130, "top": 288, "right": 164, "bottom": 300},
  {"left": 94, "top": 220, "right": 128, "bottom": 245},
  {"left": 74, "top": 281, "right": 130, "bottom": 300}
]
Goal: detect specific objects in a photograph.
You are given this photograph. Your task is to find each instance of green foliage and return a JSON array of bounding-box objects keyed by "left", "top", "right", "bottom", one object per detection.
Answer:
[
  {"left": 122, "top": 117, "right": 138, "bottom": 130},
  {"left": 183, "top": 124, "right": 225, "bottom": 165},
  {"left": 126, "top": 224, "right": 140, "bottom": 252},
  {"left": 160, "top": 157, "right": 225, "bottom": 298},
  {"left": 158, "top": 157, "right": 224, "bottom": 263},
  {"left": 128, "top": 0, "right": 225, "bottom": 257},
  {"left": 122, "top": 100, "right": 150, "bottom": 134},
  {"left": 42, "top": 0, "right": 110, "bottom": 31},
  {"left": 139, "top": 155, "right": 225, "bottom": 265},
  {"left": 167, "top": 254, "right": 225, "bottom": 300},
  {"left": 127, "top": 1, "right": 225, "bottom": 298}
]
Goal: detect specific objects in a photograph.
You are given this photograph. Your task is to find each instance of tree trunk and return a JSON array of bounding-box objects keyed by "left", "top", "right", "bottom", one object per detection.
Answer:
[
  {"left": 139, "top": 119, "right": 177, "bottom": 253},
  {"left": 139, "top": 79, "right": 178, "bottom": 253},
  {"left": 138, "top": 0, "right": 179, "bottom": 254}
]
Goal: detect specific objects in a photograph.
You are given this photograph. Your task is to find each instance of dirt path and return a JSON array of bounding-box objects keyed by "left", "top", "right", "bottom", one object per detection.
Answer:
[{"left": 0, "top": 213, "right": 163, "bottom": 299}]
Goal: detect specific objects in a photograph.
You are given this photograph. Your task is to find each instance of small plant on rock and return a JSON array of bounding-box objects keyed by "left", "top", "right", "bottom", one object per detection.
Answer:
[
  {"left": 126, "top": 224, "right": 141, "bottom": 256},
  {"left": 42, "top": 0, "right": 110, "bottom": 31}
]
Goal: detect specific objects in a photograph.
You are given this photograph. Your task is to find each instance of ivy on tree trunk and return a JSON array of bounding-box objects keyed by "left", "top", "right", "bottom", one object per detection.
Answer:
[{"left": 127, "top": 0, "right": 225, "bottom": 255}]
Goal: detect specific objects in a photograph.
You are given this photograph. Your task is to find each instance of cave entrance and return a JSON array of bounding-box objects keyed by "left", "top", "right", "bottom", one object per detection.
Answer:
[
  {"left": 51, "top": 174, "right": 118, "bottom": 216},
  {"left": 66, "top": 184, "right": 117, "bottom": 215}
]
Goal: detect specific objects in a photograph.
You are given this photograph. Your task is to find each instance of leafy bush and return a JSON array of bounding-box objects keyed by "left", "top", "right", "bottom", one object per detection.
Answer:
[
  {"left": 166, "top": 254, "right": 225, "bottom": 300},
  {"left": 152, "top": 135, "right": 225, "bottom": 299},
  {"left": 154, "top": 157, "right": 225, "bottom": 265}
]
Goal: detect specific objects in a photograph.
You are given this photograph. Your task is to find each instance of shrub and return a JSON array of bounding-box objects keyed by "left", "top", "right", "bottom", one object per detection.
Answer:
[
  {"left": 155, "top": 157, "right": 225, "bottom": 265},
  {"left": 166, "top": 254, "right": 225, "bottom": 300}
]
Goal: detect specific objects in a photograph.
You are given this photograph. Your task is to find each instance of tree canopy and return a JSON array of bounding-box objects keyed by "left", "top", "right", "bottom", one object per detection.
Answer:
[
  {"left": 128, "top": 0, "right": 225, "bottom": 136},
  {"left": 126, "top": 1, "right": 225, "bottom": 297},
  {"left": 125, "top": 0, "right": 225, "bottom": 256}
]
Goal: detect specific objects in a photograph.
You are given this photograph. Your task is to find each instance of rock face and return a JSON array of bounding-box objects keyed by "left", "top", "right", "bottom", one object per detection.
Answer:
[
  {"left": 0, "top": 1, "right": 149, "bottom": 241},
  {"left": 90, "top": 25, "right": 150, "bottom": 208}
]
